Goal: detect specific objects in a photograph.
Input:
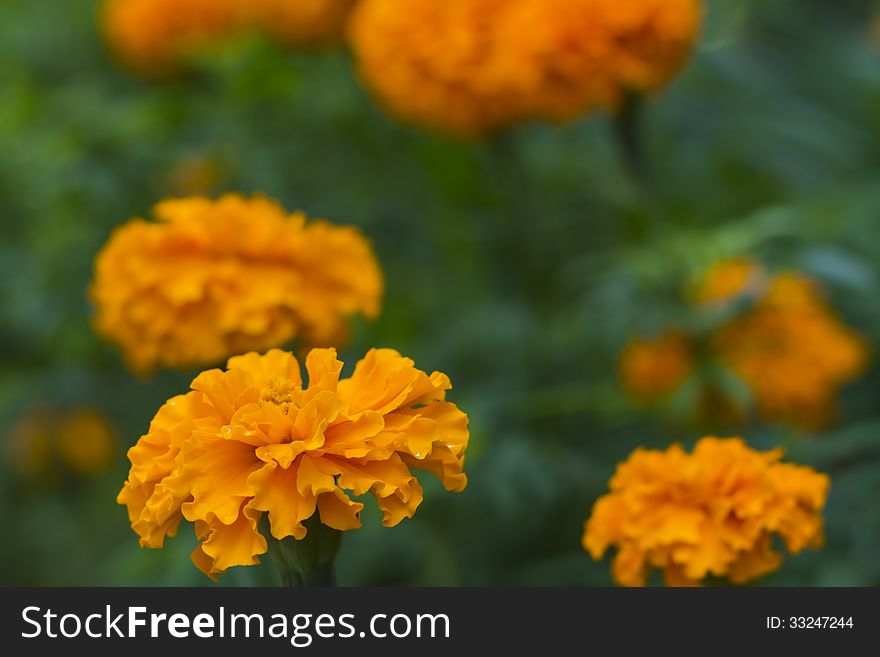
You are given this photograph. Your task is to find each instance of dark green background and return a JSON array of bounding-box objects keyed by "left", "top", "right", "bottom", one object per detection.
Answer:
[{"left": 1, "top": 0, "right": 879, "bottom": 586}]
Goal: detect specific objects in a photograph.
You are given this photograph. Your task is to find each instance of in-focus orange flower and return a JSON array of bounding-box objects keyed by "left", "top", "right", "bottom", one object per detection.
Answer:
[
  {"left": 583, "top": 437, "right": 829, "bottom": 586},
  {"left": 619, "top": 330, "right": 694, "bottom": 403},
  {"left": 349, "top": 0, "right": 701, "bottom": 137},
  {"left": 90, "top": 194, "right": 383, "bottom": 373},
  {"left": 101, "top": 0, "right": 356, "bottom": 74},
  {"left": 118, "top": 347, "right": 469, "bottom": 579}
]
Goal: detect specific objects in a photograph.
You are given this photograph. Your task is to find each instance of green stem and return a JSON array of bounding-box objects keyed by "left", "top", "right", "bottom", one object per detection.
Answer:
[
  {"left": 263, "top": 515, "right": 341, "bottom": 587},
  {"left": 612, "top": 92, "right": 648, "bottom": 185},
  {"left": 485, "top": 132, "right": 544, "bottom": 302},
  {"left": 611, "top": 92, "right": 668, "bottom": 240}
]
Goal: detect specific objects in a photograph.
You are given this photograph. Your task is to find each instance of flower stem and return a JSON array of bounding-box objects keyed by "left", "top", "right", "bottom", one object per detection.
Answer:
[
  {"left": 612, "top": 92, "right": 666, "bottom": 240},
  {"left": 612, "top": 92, "right": 649, "bottom": 186},
  {"left": 485, "top": 132, "right": 545, "bottom": 302},
  {"left": 264, "top": 515, "right": 341, "bottom": 587}
]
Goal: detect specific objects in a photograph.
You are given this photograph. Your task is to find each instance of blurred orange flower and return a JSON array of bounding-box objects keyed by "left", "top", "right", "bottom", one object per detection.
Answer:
[
  {"left": 118, "top": 348, "right": 469, "bottom": 579},
  {"left": 90, "top": 194, "right": 383, "bottom": 373},
  {"left": 101, "top": 0, "right": 246, "bottom": 74},
  {"left": 692, "top": 257, "right": 765, "bottom": 305},
  {"left": 349, "top": 0, "right": 701, "bottom": 137},
  {"left": 6, "top": 410, "right": 54, "bottom": 480},
  {"left": 712, "top": 271, "right": 869, "bottom": 428},
  {"left": 621, "top": 259, "right": 869, "bottom": 428},
  {"left": 619, "top": 330, "right": 694, "bottom": 403},
  {"left": 253, "top": 0, "right": 358, "bottom": 47},
  {"left": 57, "top": 409, "right": 118, "bottom": 476},
  {"left": 166, "top": 152, "right": 225, "bottom": 197},
  {"left": 6, "top": 408, "right": 116, "bottom": 481},
  {"left": 101, "top": 0, "right": 356, "bottom": 74},
  {"left": 583, "top": 437, "right": 829, "bottom": 586}
]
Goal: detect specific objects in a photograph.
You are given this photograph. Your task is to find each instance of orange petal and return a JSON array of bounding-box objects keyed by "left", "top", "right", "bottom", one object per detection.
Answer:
[
  {"left": 175, "top": 437, "right": 262, "bottom": 524},
  {"left": 196, "top": 505, "right": 267, "bottom": 576},
  {"left": 247, "top": 461, "right": 316, "bottom": 540},
  {"left": 317, "top": 488, "right": 364, "bottom": 531},
  {"left": 305, "top": 348, "right": 343, "bottom": 391},
  {"left": 322, "top": 410, "right": 385, "bottom": 458},
  {"left": 227, "top": 349, "right": 302, "bottom": 391},
  {"left": 297, "top": 455, "right": 337, "bottom": 496}
]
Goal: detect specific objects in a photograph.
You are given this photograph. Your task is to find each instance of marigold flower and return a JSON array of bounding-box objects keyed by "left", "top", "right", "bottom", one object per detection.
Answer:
[
  {"left": 253, "top": 0, "right": 358, "bottom": 47},
  {"left": 101, "top": 0, "right": 247, "bottom": 74},
  {"left": 6, "top": 410, "right": 54, "bottom": 480},
  {"left": 622, "top": 259, "right": 868, "bottom": 428},
  {"left": 6, "top": 407, "right": 117, "bottom": 480},
  {"left": 117, "top": 347, "right": 469, "bottom": 579},
  {"left": 619, "top": 330, "right": 694, "bottom": 403},
  {"left": 56, "top": 409, "right": 118, "bottom": 476},
  {"left": 166, "top": 152, "right": 225, "bottom": 196},
  {"left": 101, "top": 0, "right": 356, "bottom": 74},
  {"left": 90, "top": 194, "right": 382, "bottom": 373},
  {"left": 692, "top": 257, "right": 765, "bottom": 306},
  {"left": 712, "top": 273, "right": 869, "bottom": 428},
  {"left": 583, "top": 437, "right": 829, "bottom": 586},
  {"left": 349, "top": 0, "right": 701, "bottom": 137}
]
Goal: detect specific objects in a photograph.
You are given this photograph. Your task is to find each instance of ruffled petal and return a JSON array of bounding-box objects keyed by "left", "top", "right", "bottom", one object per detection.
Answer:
[
  {"left": 337, "top": 349, "right": 428, "bottom": 415},
  {"left": 227, "top": 349, "right": 302, "bottom": 391},
  {"left": 173, "top": 436, "right": 262, "bottom": 525},
  {"left": 192, "top": 504, "right": 267, "bottom": 578},
  {"left": 317, "top": 488, "right": 364, "bottom": 531},
  {"left": 305, "top": 348, "right": 343, "bottom": 391},
  {"left": 322, "top": 410, "right": 385, "bottom": 458},
  {"left": 321, "top": 453, "right": 423, "bottom": 526},
  {"left": 247, "top": 461, "right": 317, "bottom": 540}
]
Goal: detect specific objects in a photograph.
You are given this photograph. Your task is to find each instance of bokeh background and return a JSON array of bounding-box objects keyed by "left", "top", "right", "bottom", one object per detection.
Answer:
[{"left": 2, "top": 0, "right": 880, "bottom": 586}]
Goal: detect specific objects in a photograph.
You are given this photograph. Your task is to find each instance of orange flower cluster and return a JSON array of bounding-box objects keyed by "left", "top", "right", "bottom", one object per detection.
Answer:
[
  {"left": 7, "top": 408, "right": 117, "bottom": 480},
  {"left": 619, "top": 260, "right": 868, "bottom": 428},
  {"left": 118, "top": 348, "right": 469, "bottom": 579},
  {"left": 619, "top": 330, "right": 694, "bottom": 402},
  {"left": 90, "top": 194, "right": 382, "bottom": 373},
  {"left": 101, "top": 0, "right": 356, "bottom": 74},
  {"left": 583, "top": 437, "right": 829, "bottom": 586},
  {"left": 693, "top": 258, "right": 765, "bottom": 305},
  {"left": 349, "top": 0, "right": 701, "bottom": 136},
  {"left": 712, "top": 272, "right": 869, "bottom": 427},
  {"left": 255, "top": 0, "right": 358, "bottom": 47}
]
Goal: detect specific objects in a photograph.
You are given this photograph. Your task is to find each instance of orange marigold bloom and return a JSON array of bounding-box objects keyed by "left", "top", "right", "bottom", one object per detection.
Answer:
[
  {"left": 624, "top": 259, "right": 869, "bottom": 428},
  {"left": 101, "top": 0, "right": 247, "bottom": 74},
  {"left": 583, "top": 437, "right": 829, "bottom": 586},
  {"left": 90, "top": 194, "right": 382, "bottom": 373},
  {"left": 117, "top": 348, "right": 469, "bottom": 579},
  {"left": 6, "top": 410, "right": 54, "bottom": 479},
  {"left": 349, "top": 0, "right": 701, "bottom": 137},
  {"left": 56, "top": 409, "right": 118, "bottom": 476},
  {"left": 6, "top": 407, "right": 117, "bottom": 480},
  {"left": 253, "top": 0, "right": 358, "bottom": 47},
  {"left": 101, "top": 0, "right": 355, "bottom": 74},
  {"left": 712, "top": 273, "right": 869, "bottom": 428},
  {"left": 693, "top": 257, "right": 765, "bottom": 305},
  {"left": 166, "top": 152, "right": 225, "bottom": 196},
  {"left": 619, "top": 330, "right": 694, "bottom": 403}
]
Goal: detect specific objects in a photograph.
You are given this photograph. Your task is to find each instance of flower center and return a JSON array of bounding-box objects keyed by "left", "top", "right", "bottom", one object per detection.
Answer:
[{"left": 260, "top": 377, "right": 296, "bottom": 413}]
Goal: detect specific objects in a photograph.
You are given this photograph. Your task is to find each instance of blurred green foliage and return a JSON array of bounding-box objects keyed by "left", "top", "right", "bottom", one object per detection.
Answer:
[{"left": 1, "top": 0, "right": 879, "bottom": 586}]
